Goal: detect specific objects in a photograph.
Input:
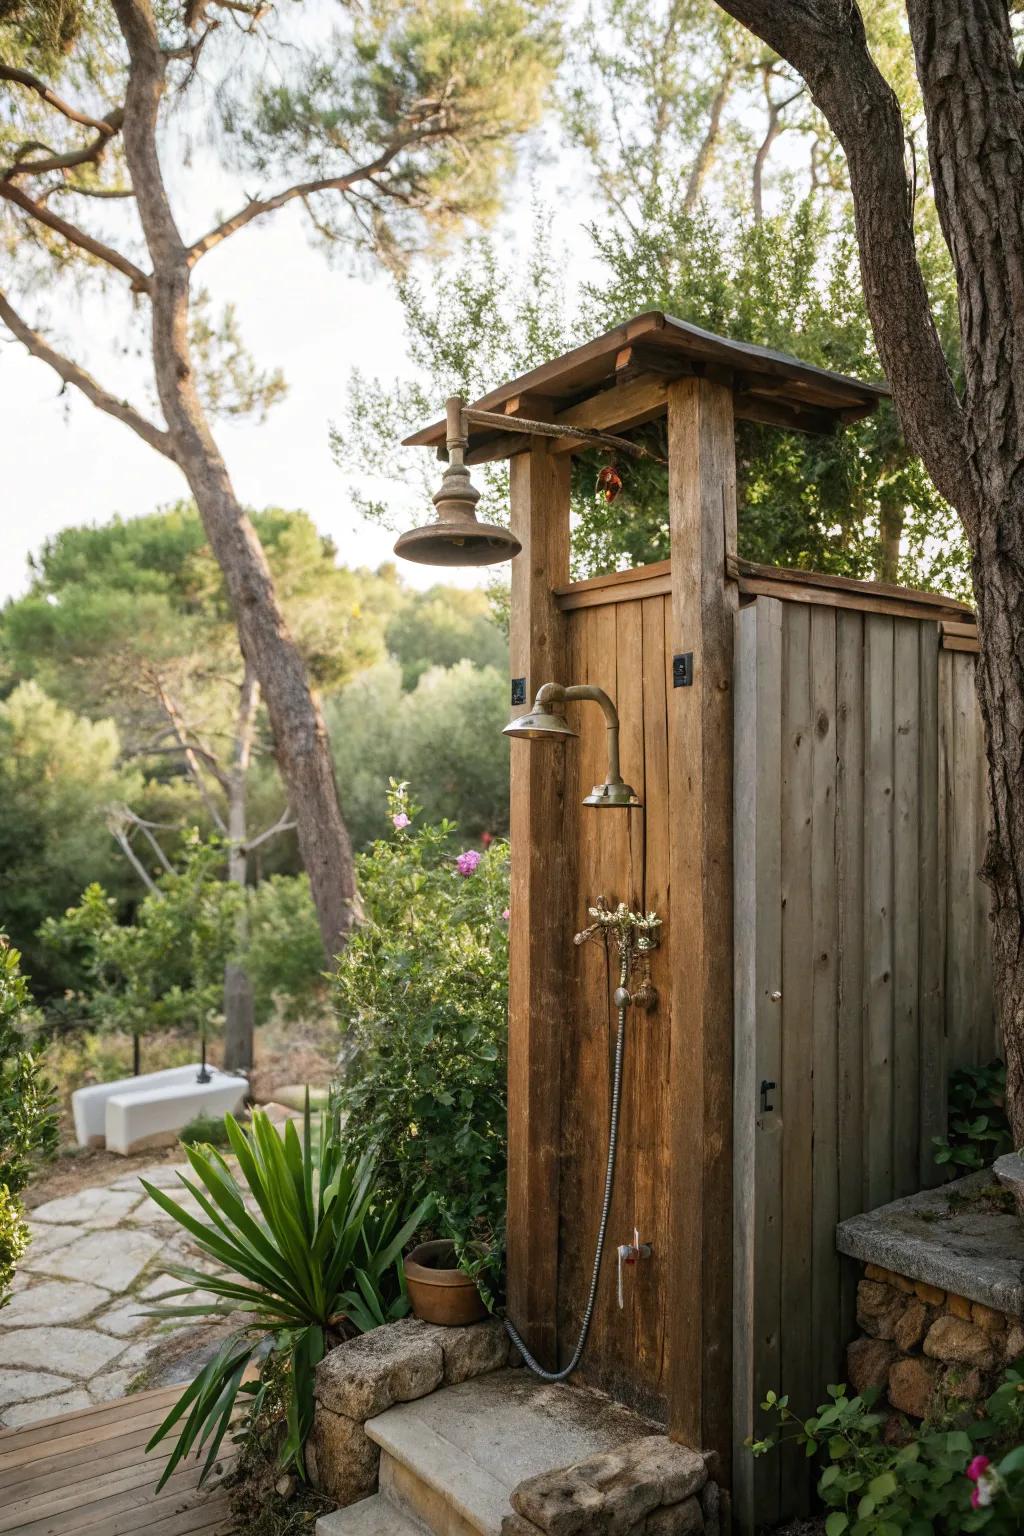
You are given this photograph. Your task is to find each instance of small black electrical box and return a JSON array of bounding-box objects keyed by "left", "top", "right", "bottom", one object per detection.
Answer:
[
  {"left": 511, "top": 677, "right": 527, "bottom": 706},
  {"left": 673, "top": 653, "right": 694, "bottom": 688}
]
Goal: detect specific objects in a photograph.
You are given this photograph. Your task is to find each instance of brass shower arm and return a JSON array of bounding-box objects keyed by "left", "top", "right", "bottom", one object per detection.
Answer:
[
  {"left": 454, "top": 404, "right": 666, "bottom": 465},
  {"left": 533, "top": 683, "right": 624, "bottom": 785}
]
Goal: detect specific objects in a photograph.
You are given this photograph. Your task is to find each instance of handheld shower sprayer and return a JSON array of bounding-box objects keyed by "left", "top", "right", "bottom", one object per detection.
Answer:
[{"left": 502, "top": 900, "right": 661, "bottom": 1382}]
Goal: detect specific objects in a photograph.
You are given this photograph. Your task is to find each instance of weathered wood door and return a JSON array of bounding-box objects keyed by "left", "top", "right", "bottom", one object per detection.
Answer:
[{"left": 732, "top": 595, "right": 996, "bottom": 1531}]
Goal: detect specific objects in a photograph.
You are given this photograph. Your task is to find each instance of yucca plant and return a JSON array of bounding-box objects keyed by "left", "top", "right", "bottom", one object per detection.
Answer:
[{"left": 142, "top": 1102, "right": 432, "bottom": 1490}]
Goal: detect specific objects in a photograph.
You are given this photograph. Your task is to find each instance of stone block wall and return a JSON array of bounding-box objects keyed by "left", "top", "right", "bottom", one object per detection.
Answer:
[
  {"left": 308, "top": 1316, "right": 510, "bottom": 1505},
  {"left": 848, "top": 1262, "right": 1024, "bottom": 1420},
  {"left": 504, "top": 1436, "right": 724, "bottom": 1536}
]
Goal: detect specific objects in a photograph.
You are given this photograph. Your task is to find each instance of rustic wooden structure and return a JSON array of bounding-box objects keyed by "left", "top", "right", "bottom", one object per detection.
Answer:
[
  {"left": 0, "top": 1384, "right": 236, "bottom": 1536},
  {"left": 408, "top": 313, "right": 994, "bottom": 1531}
]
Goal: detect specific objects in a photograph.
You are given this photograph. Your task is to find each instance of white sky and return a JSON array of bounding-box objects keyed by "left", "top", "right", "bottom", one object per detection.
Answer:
[
  {"left": 0, "top": 25, "right": 599, "bottom": 605},
  {"left": 0, "top": 8, "right": 811, "bottom": 607}
]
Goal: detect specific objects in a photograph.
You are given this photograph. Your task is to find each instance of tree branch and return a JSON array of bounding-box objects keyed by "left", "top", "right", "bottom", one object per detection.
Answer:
[
  {"left": 0, "top": 290, "right": 174, "bottom": 457},
  {"left": 0, "top": 179, "right": 148, "bottom": 290},
  {"left": 185, "top": 136, "right": 423, "bottom": 264},
  {"left": 4, "top": 109, "right": 124, "bottom": 181},
  {"left": 245, "top": 807, "right": 296, "bottom": 853},
  {"left": 107, "top": 810, "right": 163, "bottom": 896},
  {"left": 0, "top": 64, "right": 120, "bottom": 133},
  {"left": 713, "top": 0, "right": 971, "bottom": 521}
]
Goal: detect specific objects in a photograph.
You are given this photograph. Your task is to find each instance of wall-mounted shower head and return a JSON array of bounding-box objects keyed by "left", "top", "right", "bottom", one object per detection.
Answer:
[{"left": 503, "top": 682, "right": 641, "bottom": 808}]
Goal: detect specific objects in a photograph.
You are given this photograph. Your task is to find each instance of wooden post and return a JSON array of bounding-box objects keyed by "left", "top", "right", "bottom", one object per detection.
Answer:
[
  {"left": 506, "top": 441, "right": 572, "bottom": 1366},
  {"left": 665, "top": 377, "right": 738, "bottom": 1467}
]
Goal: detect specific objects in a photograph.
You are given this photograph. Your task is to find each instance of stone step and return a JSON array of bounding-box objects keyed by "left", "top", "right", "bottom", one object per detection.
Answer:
[
  {"left": 316, "top": 1492, "right": 426, "bottom": 1536},
  {"left": 363, "top": 1367, "right": 660, "bottom": 1536}
]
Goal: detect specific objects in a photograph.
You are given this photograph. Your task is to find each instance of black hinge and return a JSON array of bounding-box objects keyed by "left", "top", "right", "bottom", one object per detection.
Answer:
[{"left": 673, "top": 652, "right": 693, "bottom": 688}]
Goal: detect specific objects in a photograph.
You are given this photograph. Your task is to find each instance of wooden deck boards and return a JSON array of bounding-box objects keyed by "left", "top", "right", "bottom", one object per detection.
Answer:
[{"left": 0, "top": 1386, "right": 236, "bottom": 1536}]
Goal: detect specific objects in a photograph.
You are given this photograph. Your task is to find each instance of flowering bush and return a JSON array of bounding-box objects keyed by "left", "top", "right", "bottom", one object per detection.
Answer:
[
  {"left": 752, "top": 1369, "right": 1024, "bottom": 1533},
  {"left": 331, "top": 783, "right": 509, "bottom": 1303}
]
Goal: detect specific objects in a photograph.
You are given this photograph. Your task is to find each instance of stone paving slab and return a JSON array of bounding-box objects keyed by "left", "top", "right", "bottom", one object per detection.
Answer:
[
  {"left": 1, "top": 1278, "right": 109, "bottom": 1326},
  {"left": 0, "top": 1367, "right": 73, "bottom": 1405},
  {"left": 0, "top": 1324, "right": 126, "bottom": 1376},
  {"left": 32, "top": 1187, "right": 143, "bottom": 1226},
  {"left": 2, "top": 1160, "right": 239, "bottom": 1427},
  {"left": 23, "top": 1226, "right": 164, "bottom": 1290}
]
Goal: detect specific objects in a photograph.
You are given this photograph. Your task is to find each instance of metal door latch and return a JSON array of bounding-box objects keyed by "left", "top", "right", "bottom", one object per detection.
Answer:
[
  {"left": 616, "top": 1229, "right": 652, "bottom": 1308},
  {"left": 760, "top": 1079, "right": 776, "bottom": 1113}
]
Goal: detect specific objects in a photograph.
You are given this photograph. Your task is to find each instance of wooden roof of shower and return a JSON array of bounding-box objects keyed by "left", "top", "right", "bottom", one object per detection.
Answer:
[{"left": 403, "top": 310, "right": 890, "bottom": 462}]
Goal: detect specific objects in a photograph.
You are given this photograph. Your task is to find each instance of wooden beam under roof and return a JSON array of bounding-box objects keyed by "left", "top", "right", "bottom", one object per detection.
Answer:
[{"left": 404, "top": 311, "right": 889, "bottom": 461}]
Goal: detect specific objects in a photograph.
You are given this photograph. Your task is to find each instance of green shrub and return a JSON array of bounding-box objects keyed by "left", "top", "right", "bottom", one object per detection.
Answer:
[
  {"left": 39, "top": 835, "right": 243, "bottom": 1044},
  {"left": 331, "top": 783, "right": 509, "bottom": 1304},
  {"left": 753, "top": 1370, "right": 1024, "bottom": 1533},
  {"left": 0, "top": 938, "right": 58, "bottom": 1302},
  {"left": 243, "top": 874, "right": 325, "bottom": 1022},
  {"left": 144, "top": 1103, "right": 431, "bottom": 1487},
  {"left": 39, "top": 838, "right": 326, "bottom": 1045},
  {"left": 179, "top": 1113, "right": 232, "bottom": 1149},
  {"left": 933, "top": 1061, "right": 1012, "bottom": 1176}
]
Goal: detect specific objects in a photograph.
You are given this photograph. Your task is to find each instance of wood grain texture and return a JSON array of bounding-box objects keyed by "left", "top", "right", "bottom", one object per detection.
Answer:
[
  {"left": 506, "top": 441, "right": 572, "bottom": 1367},
  {"left": 0, "top": 1387, "right": 234, "bottom": 1536},
  {"left": 732, "top": 598, "right": 784, "bottom": 1533},
  {"left": 665, "top": 376, "right": 738, "bottom": 1467}
]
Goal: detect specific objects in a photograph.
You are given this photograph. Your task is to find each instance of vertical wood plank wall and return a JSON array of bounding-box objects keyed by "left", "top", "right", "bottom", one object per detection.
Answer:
[
  {"left": 554, "top": 584, "right": 674, "bottom": 1422},
  {"left": 732, "top": 597, "right": 996, "bottom": 1531}
]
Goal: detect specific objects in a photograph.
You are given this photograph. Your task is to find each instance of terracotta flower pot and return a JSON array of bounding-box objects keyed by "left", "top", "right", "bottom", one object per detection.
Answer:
[{"left": 403, "top": 1239, "right": 488, "bottom": 1326}]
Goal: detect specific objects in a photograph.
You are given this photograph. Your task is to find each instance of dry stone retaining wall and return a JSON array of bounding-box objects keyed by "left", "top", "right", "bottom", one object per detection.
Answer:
[
  {"left": 849, "top": 1261, "right": 1024, "bottom": 1420},
  {"left": 309, "top": 1317, "right": 511, "bottom": 1505}
]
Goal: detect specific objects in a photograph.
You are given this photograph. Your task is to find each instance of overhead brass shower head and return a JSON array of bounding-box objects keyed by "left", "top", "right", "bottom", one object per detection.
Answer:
[
  {"left": 393, "top": 397, "right": 521, "bottom": 567},
  {"left": 503, "top": 682, "right": 641, "bottom": 808}
]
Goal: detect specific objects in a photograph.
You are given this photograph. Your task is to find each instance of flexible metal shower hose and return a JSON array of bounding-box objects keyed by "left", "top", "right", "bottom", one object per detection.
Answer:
[{"left": 503, "top": 982, "right": 627, "bottom": 1382}]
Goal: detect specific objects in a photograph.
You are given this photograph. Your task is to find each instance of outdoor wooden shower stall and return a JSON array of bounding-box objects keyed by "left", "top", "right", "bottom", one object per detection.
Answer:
[{"left": 408, "top": 313, "right": 997, "bottom": 1531}]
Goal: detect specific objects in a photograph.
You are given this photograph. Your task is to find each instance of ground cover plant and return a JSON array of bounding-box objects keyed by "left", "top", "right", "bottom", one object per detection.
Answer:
[
  {"left": 142, "top": 1102, "right": 431, "bottom": 1487},
  {"left": 753, "top": 1370, "right": 1024, "bottom": 1534},
  {"left": 933, "top": 1062, "right": 1012, "bottom": 1178},
  {"left": 332, "top": 783, "right": 509, "bottom": 1305}
]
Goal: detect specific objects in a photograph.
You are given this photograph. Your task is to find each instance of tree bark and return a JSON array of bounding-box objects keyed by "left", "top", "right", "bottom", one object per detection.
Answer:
[
  {"left": 110, "top": 0, "right": 360, "bottom": 965},
  {"left": 712, "top": 0, "right": 1024, "bottom": 1144},
  {"left": 878, "top": 502, "right": 903, "bottom": 584},
  {"left": 222, "top": 664, "right": 258, "bottom": 1072}
]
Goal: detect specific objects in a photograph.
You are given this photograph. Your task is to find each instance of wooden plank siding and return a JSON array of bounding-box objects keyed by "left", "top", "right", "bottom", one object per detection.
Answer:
[
  {"left": 554, "top": 588, "right": 674, "bottom": 1420},
  {"left": 509, "top": 542, "right": 994, "bottom": 1531},
  {"left": 733, "top": 601, "right": 996, "bottom": 1531}
]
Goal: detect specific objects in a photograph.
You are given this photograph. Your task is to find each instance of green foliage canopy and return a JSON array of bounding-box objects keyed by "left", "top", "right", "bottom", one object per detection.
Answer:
[{"left": 0, "top": 681, "right": 141, "bottom": 986}]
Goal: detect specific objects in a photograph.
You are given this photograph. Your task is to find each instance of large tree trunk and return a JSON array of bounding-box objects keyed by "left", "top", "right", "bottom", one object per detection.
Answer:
[
  {"left": 973, "top": 539, "right": 1024, "bottom": 1148},
  {"left": 112, "top": 0, "right": 360, "bottom": 964},
  {"left": 712, "top": 0, "right": 1024, "bottom": 1141}
]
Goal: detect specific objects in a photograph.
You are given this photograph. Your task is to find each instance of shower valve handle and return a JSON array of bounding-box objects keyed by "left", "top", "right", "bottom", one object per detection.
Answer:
[{"left": 616, "top": 1229, "right": 652, "bottom": 1308}]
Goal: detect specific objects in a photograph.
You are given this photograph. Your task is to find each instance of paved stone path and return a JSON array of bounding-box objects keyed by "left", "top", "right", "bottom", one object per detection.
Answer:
[{"left": 1, "top": 1163, "right": 227, "bottom": 1428}]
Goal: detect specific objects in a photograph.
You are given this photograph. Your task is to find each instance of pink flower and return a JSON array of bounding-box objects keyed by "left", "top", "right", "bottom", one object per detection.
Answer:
[
  {"left": 456, "top": 849, "right": 482, "bottom": 877},
  {"left": 392, "top": 813, "right": 411, "bottom": 830},
  {"left": 481, "top": 831, "right": 493, "bottom": 846},
  {"left": 966, "top": 1455, "right": 1000, "bottom": 1509},
  {"left": 501, "top": 908, "right": 510, "bottom": 922}
]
